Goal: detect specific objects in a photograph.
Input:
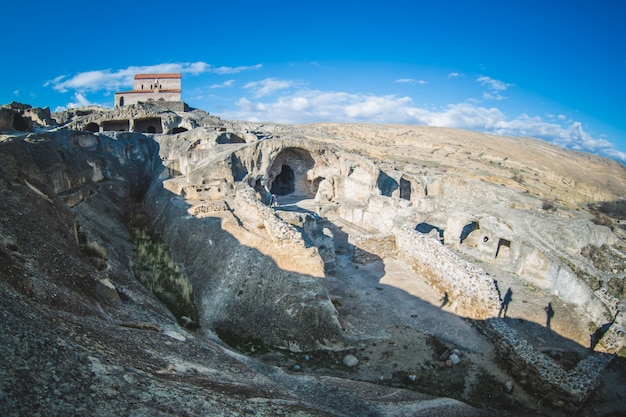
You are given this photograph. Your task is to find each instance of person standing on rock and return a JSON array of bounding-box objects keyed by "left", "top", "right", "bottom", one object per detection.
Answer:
[{"left": 270, "top": 194, "right": 278, "bottom": 208}]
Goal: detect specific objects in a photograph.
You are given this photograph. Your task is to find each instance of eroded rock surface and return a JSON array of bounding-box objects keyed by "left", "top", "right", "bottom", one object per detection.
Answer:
[{"left": 1, "top": 102, "right": 625, "bottom": 416}]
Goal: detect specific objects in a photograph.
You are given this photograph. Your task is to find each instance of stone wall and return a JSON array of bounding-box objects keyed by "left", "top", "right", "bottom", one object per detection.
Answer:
[
  {"left": 347, "top": 226, "right": 613, "bottom": 409},
  {"left": 395, "top": 227, "right": 502, "bottom": 320},
  {"left": 484, "top": 319, "right": 613, "bottom": 410},
  {"left": 234, "top": 186, "right": 306, "bottom": 247},
  {"left": 349, "top": 234, "right": 397, "bottom": 263}
]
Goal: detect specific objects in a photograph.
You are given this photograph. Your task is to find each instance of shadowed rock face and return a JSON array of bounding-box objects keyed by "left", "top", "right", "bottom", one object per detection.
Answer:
[{"left": 1, "top": 103, "right": 625, "bottom": 416}]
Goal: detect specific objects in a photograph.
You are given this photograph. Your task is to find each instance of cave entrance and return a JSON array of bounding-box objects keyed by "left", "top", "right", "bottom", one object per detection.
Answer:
[
  {"left": 460, "top": 221, "right": 480, "bottom": 244},
  {"left": 12, "top": 113, "right": 29, "bottom": 131},
  {"left": 85, "top": 122, "right": 99, "bottom": 132},
  {"left": 267, "top": 148, "right": 319, "bottom": 201},
  {"left": 270, "top": 165, "right": 295, "bottom": 196},
  {"left": 416, "top": 222, "right": 445, "bottom": 244},
  {"left": 399, "top": 177, "right": 411, "bottom": 201},
  {"left": 495, "top": 238, "right": 511, "bottom": 259},
  {"left": 134, "top": 117, "right": 163, "bottom": 134},
  {"left": 102, "top": 119, "right": 130, "bottom": 132}
]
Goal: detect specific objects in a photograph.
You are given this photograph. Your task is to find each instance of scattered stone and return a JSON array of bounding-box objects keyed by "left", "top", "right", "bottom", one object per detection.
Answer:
[
  {"left": 408, "top": 374, "right": 417, "bottom": 382},
  {"left": 293, "top": 364, "right": 301, "bottom": 371},
  {"left": 438, "top": 349, "right": 450, "bottom": 361},
  {"left": 449, "top": 353, "right": 461, "bottom": 365},
  {"left": 343, "top": 354, "right": 359, "bottom": 367},
  {"left": 95, "top": 278, "right": 121, "bottom": 306},
  {"left": 445, "top": 359, "right": 453, "bottom": 367},
  {"left": 452, "top": 349, "right": 461, "bottom": 357}
]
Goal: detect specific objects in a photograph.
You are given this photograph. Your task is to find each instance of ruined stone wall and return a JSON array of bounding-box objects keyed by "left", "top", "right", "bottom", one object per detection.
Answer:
[
  {"left": 484, "top": 319, "right": 613, "bottom": 410},
  {"left": 234, "top": 186, "right": 306, "bottom": 247},
  {"left": 394, "top": 227, "right": 501, "bottom": 320},
  {"left": 349, "top": 234, "right": 397, "bottom": 263}
]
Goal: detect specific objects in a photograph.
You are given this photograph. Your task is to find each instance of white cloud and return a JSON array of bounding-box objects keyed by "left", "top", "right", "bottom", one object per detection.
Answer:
[
  {"left": 13, "top": 90, "right": 19, "bottom": 96},
  {"left": 477, "top": 76, "right": 512, "bottom": 91},
  {"left": 395, "top": 78, "right": 428, "bottom": 85},
  {"left": 244, "top": 78, "right": 299, "bottom": 98},
  {"left": 448, "top": 72, "right": 462, "bottom": 78},
  {"left": 224, "top": 89, "right": 626, "bottom": 161},
  {"left": 212, "top": 64, "right": 262, "bottom": 74},
  {"left": 477, "top": 76, "right": 514, "bottom": 100},
  {"left": 54, "top": 93, "right": 96, "bottom": 111},
  {"left": 47, "top": 62, "right": 261, "bottom": 94},
  {"left": 210, "top": 79, "right": 235, "bottom": 89}
]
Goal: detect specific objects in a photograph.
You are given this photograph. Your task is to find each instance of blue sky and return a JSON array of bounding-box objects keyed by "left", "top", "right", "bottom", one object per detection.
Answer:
[{"left": 3, "top": 0, "right": 626, "bottom": 161}]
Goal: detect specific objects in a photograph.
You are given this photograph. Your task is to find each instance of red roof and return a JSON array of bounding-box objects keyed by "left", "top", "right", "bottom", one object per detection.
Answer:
[{"left": 134, "top": 73, "right": 181, "bottom": 79}]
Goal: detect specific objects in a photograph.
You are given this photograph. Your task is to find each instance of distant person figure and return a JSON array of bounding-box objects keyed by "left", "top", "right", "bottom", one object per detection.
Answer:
[
  {"left": 545, "top": 302, "right": 555, "bottom": 329},
  {"left": 499, "top": 288, "right": 513, "bottom": 318},
  {"left": 270, "top": 194, "right": 278, "bottom": 208},
  {"left": 439, "top": 291, "right": 449, "bottom": 308}
]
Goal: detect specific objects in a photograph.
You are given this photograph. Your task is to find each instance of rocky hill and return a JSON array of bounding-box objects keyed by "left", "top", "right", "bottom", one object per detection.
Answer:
[{"left": 1, "top": 102, "right": 625, "bottom": 416}]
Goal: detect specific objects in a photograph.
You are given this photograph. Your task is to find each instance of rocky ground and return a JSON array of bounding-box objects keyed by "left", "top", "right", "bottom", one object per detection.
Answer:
[{"left": 1, "top": 103, "right": 625, "bottom": 416}]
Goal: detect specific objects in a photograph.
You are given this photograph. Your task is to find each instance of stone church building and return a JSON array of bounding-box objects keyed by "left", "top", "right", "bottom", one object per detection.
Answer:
[{"left": 114, "top": 73, "right": 183, "bottom": 110}]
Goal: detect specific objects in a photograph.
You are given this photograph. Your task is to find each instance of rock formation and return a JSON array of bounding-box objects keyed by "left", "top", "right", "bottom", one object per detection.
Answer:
[{"left": 1, "top": 102, "right": 625, "bottom": 416}]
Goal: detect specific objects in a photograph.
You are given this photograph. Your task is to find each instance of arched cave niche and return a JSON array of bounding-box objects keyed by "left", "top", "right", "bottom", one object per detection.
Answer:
[
  {"left": 172, "top": 127, "right": 188, "bottom": 134},
  {"left": 377, "top": 170, "right": 398, "bottom": 197},
  {"left": 459, "top": 221, "right": 480, "bottom": 244},
  {"left": 216, "top": 132, "right": 246, "bottom": 144},
  {"left": 134, "top": 117, "right": 163, "bottom": 134},
  {"left": 267, "top": 148, "right": 319, "bottom": 199},
  {"left": 415, "top": 222, "right": 445, "bottom": 244},
  {"left": 12, "top": 113, "right": 30, "bottom": 131},
  {"left": 85, "top": 122, "right": 99, "bottom": 132}
]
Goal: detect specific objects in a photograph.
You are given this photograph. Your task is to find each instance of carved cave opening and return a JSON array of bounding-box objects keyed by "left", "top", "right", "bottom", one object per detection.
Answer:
[
  {"left": 399, "top": 177, "right": 411, "bottom": 201},
  {"left": 102, "top": 119, "right": 130, "bottom": 132},
  {"left": 135, "top": 117, "right": 163, "bottom": 134},
  {"left": 268, "top": 148, "right": 319, "bottom": 199},
  {"left": 460, "top": 221, "right": 480, "bottom": 244},
  {"left": 12, "top": 113, "right": 29, "bottom": 131},
  {"left": 416, "top": 222, "right": 445, "bottom": 244},
  {"left": 377, "top": 170, "right": 398, "bottom": 197},
  {"left": 270, "top": 164, "right": 295, "bottom": 196},
  {"left": 495, "top": 238, "right": 512, "bottom": 259},
  {"left": 172, "top": 127, "right": 188, "bottom": 134},
  {"left": 85, "top": 122, "right": 99, "bottom": 132}
]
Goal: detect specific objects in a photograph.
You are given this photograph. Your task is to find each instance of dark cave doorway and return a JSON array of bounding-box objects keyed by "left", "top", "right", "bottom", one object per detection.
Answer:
[
  {"left": 266, "top": 148, "right": 320, "bottom": 204},
  {"left": 270, "top": 164, "right": 295, "bottom": 196}
]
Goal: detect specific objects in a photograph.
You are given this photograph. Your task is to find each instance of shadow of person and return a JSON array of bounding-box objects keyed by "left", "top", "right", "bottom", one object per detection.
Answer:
[
  {"left": 499, "top": 288, "right": 513, "bottom": 318},
  {"left": 439, "top": 291, "right": 449, "bottom": 308},
  {"left": 545, "top": 302, "right": 555, "bottom": 329}
]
